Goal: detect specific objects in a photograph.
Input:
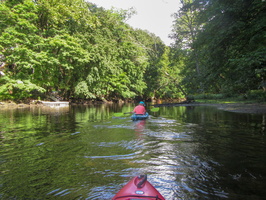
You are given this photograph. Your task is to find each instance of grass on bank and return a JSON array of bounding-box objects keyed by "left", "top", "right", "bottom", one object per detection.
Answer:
[{"left": 192, "top": 90, "right": 266, "bottom": 104}]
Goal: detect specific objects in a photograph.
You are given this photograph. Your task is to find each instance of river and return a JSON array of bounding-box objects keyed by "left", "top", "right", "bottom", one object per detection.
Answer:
[{"left": 0, "top": 103, "right": 265, "bottom": 199}]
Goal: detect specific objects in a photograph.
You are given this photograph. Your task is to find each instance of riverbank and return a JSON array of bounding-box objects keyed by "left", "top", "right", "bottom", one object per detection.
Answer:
[
  {"left": 152, "top": 100, "right": 266, "bottom": 114},
  {"left": 208, "top": 103, "right": 266, "bottom": 114},
  {"left": 1, "top": 100, "right": 266, "bottom": 114},
  {"left": 0, "top": 99, "right": 111, "bottom": 109}
]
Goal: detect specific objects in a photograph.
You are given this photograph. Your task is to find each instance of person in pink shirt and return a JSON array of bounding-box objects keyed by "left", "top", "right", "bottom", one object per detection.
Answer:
[{"left": 133, "top": 101, "right": 146, "bottom": 115}]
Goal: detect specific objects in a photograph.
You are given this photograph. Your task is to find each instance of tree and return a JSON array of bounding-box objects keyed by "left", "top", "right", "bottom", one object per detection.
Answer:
[
  {"left": 0, "top": 0, "right": 149, "bottom": 101},
  {"left": 171, "top": 0, "right": 266, "bottom": 96},
  {"left": 170, "top": 0, "right": 204, "bottom": 93},
  {"left": 74, "top": 5, "right": 148, "bottom": 101},
  {"left": 195, "top": 0, "right": 266, "bottom": 94},
  {"left": 0, "top": 0, "right": 47, "bottom": 99}
]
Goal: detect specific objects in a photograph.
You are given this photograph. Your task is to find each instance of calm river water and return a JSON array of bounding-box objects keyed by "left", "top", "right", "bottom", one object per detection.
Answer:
[{"left": 0, "top": 103, "right": 265, "bottom": 200}]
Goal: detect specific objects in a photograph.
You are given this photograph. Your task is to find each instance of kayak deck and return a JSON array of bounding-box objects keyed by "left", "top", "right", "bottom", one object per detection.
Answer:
[{"left": 112, "top": 175, "right": 165, "bottom": 200}]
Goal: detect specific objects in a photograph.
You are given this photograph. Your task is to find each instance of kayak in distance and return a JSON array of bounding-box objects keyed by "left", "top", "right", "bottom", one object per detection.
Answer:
[
  {"left": 112, "top": 175, "right": 165, "bottom": 200},
  {"left": 131, "top": 112, "right": 149, "bottom": 121}
]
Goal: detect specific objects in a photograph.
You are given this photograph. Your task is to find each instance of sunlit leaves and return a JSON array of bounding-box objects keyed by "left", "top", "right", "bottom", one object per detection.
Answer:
[
  {"left": 0, "top": 0, "right": 174, "bottom": 101},
  {"left": 0, "top": 76, "right": 45, "bottom": 100}
]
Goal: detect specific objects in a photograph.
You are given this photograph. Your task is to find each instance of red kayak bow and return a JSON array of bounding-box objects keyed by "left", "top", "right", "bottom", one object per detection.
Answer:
[{"left": 112, "top": 175, "right": 165, "bottom": 200}]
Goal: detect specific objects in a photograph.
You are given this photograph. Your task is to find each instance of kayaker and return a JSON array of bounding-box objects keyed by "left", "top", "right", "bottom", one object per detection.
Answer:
[{"left": 133, "top": 101, "right": 146, "bottom": 115}]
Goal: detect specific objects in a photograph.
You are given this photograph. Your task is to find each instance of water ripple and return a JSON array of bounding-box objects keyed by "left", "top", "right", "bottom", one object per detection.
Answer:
[{"left": 84, "top": 151, "right": 142, "bottom": 160}]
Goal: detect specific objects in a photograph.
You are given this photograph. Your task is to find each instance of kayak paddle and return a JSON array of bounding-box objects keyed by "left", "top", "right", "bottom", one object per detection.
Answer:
[
  {"left": 113, "top": 108, "right": 159, "bottom": 117},
  {"left": 113, "top": 112, "right": 132, "bottom": 117},
  {"left": 149, "top": 107, "right": 159, "bottom": 112}
]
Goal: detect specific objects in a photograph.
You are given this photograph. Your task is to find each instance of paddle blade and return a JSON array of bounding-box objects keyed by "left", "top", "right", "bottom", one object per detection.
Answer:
[
  {"left": 113, "top": 113, "right": 124, "bottom": 117},
  {"left": 150, "top": 107, "right": 159, "bottom": 112},
  {"left": 113, "top": 112, "right": 132, "bottom": 117}
]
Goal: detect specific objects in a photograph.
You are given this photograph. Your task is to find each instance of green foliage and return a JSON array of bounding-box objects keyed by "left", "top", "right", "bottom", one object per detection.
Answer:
[
  {"left": 74, "top": 81, "right": 96, "bottom": 99},
  {"left": 0, "top": 0, "right": 187, "bottom": 101},
  {"left": 171, "top": 0, "right": 266, "bottom": 97},
  {"left": 132, "top": 29, "right": 185, "bottom": 99},
  {"left": 194, "top": 93, "right": 226, "bottom": 100},
  {"left": 0, "top": 0, "right": 152, "bottom": 101},
  {"left": 1, "top": 0, "right": 264, "bottom": 101},
  {"left": 0, "top": 76, "right": 45, "bottom": 100},
  {"left": 246, "top": 90, "right": 266, "bottom": 102}
]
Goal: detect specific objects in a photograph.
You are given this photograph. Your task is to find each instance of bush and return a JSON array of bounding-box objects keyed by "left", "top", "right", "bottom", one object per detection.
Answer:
[
  {"left": 0, "top": 76, "right": 46, "bottom": 100},
  {"left": 194, "top": 93, "right": 226, "bottom": 100},
  {"left": 246, "top": 90, "right": 266, "bottom": 102}
]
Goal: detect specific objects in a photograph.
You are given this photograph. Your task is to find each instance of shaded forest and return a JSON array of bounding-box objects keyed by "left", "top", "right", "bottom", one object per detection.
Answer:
[{"left": 0, "top": 0, "right": 265, "bottom": 102}]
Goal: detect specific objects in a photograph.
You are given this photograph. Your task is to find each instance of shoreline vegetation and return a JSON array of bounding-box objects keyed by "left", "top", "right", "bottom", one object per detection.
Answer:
[
  {"left": 1, "top": 99, "right": 266, "bottom": 114},
  {"left": 1, "top": 1, "right": 265, "bottom": 104}
]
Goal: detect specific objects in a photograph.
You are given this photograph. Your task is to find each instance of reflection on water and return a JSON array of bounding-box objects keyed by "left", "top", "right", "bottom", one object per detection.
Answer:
[{"left": 0, "top": 104, "right": 265, "bottom": 199}]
